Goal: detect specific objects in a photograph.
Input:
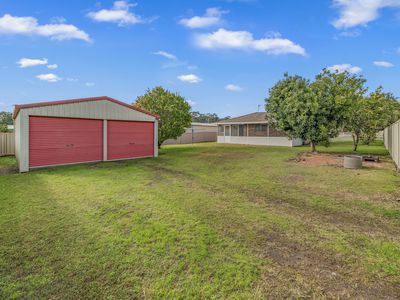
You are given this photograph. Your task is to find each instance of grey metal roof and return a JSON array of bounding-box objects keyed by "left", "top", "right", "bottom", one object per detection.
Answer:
[{"left": 217, "top": 112, "right": 267, "bottom": 124}]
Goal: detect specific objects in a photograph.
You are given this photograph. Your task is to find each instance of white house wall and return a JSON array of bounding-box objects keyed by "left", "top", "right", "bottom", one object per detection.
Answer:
[{"left": 217, "top": 136, "right": 299, "bottom": 147}]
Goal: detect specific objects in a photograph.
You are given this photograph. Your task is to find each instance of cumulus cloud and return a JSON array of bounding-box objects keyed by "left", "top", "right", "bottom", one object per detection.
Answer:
[
  {"left": 47, "top": 64, "right": 58, "bottom": 69},
  {"left": 85, "top": 82, "right": 95, "bottom": 87},
  {"left": 180, "top": 7, "right": 227, "bottom": 28},
  {"left": 195, "top": 28, "right": 306, "bottom": 55},
  {"left": 187, "top": 100, "right": 197, "bottom": 106},
  {"left": 327, "top": 63, "right": 362, "bottom": 74},
  {"left": 36, "top": 73, "right": 62, "bottom": 82},
  {"left": 0, "top": 14, "right": 90, "bottom": 42},
  {"left": 225, "top": 84, "right": 243, "bottom": 92},
  {"left": 373, "top": 60, "right": 394, "bottom": 67},
  {"left": 332, "top": 0, "right": 400, "bottom": 29},
  {"left": 177, "top": 74, "right": 202, "bottom": 83},
  {"left": 153, "top": 50, "right": 177, "bottom": 60},
  {"left": 87, "top": 1, "right": 143, "bottom": 26},
  {"left": 17, "top": 58, "right": 48, "bottom": 68}
]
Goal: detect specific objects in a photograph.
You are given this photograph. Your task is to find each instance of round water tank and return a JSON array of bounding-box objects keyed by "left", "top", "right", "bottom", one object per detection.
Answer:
[{"left": 343, "top": 155, "right": 362, "bottom": 169}]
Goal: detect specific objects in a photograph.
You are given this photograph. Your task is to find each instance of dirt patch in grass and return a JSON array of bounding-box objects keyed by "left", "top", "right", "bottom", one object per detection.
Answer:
[
  {"left": 293, "top": 152, "right": 393, "bottom": 169},
  {"left": 0, "top": 165, "right": 18, "bottom": 176},
  {"left": 254, "top": 229, "right": 397, "bottom": 299}
]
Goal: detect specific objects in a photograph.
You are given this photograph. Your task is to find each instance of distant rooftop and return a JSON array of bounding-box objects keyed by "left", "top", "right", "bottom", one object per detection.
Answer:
[{"left": 217, "top": 112, "right": 267, "bottom": 124}]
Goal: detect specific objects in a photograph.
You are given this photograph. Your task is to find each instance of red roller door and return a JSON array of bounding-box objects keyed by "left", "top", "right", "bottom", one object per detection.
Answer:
[
  {"left": 29, "top": 117, "right": 103, "bottom": 168},
  {"left": 107, "top": 121, "right": 154, "bottom": 160}
]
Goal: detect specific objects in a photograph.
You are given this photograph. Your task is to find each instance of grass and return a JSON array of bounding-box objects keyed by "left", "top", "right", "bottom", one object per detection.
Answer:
[{"left": 0, "top": 140, "right": 399, "bottom": 298}]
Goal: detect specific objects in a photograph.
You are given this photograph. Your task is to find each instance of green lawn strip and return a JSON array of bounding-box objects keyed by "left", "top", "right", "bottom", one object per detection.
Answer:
[
  {"left": 0, "top": 140, "right": 398, "bottom": 298},
  {"left": 159, "top": 144, "right": 400, "bottom": 233},
  {"left": 0, "top": 164, "right": 260, "bottom": 299},
  {"left": 0, "top": 156, "right": 16, "bottom": 168},
  {"left": 156, "top": 144, "right": 400, "bottom": 280},
  {"left": 301, "top": 139, "right": 390, "bottom": 156}
]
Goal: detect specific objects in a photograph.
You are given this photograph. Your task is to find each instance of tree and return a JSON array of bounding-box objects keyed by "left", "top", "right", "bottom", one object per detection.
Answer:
[
  {"left": 134, "top": 86, "right": 192, "bottom": 147},
  {"left": 265, "top": 74, "right": 330, "bottom": 152},
  {"left": 0, "top": 111, "right": 13, "bottom": 132},
  {"left": 362, "top": 88, "right": 400, "bottom": 143},
  {"left": 313, "top": 69, "right": 367, "bottom": 139},
  {"left": 343, "top": 87, "right": 400, "bottom": 151},
  {"left": 191, "top": 111, "right": 221, "bottom": 123}
]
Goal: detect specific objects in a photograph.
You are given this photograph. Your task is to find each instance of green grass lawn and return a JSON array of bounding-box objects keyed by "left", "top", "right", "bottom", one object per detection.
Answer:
[{"left": 0, "top": 140, "right": 399, "bottom": 299}]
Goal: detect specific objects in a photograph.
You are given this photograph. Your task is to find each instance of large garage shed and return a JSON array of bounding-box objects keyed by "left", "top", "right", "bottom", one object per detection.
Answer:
[{"left": 13, "top": 96, "right": 159, "bottom": 172}]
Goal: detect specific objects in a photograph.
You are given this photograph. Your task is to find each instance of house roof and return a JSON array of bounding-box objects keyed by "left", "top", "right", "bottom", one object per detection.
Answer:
[
  {"left": 13, "top": 96, "right": 160, "bottom": 119},
  {"left": 217, "top": 112, "right": 267, "bottom": 124}
]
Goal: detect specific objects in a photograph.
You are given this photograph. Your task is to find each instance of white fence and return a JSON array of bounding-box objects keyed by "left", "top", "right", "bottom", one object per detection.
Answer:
[
  {"left": 0, "top": 132, "right": 15, "bottom": 156},
  {"left": 384, "top": 121, "right": 399, "bottom": 169}
]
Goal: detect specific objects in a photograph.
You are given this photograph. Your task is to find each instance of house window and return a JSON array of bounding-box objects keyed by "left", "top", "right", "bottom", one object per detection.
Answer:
[
  {"left": 255, "top": 124, "right": 267, "bottom": 132},
  {"left": 218, "top": 125, "right": 224, "bottom": 136},
  {"left": 224, "top": 126, "right": 230, "bottom": 136},
  {"left": 231, "top": 125, "right": 239, "bottom": 136},
  {"left": 239, "top": 125, "right": 246, "bottom": 136}
]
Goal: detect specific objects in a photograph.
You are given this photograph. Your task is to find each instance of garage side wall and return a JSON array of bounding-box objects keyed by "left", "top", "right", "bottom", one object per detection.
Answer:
[{"left": 15, "top": 110, "right": 29, "bottom": 172}]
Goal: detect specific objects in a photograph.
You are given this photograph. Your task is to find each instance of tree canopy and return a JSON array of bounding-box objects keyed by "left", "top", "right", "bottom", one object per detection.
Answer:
[
  {"left": 265, "top": 73, "right": 332, "bottom": 151},
  {"left": 265, "top": 70, "right": 399, "bottom": 152},
  {"left": 134, "top": 86, "right": 192, "bottom": 147},
  {"left": 191, "top": 111, "right": 220, "bottom": 123},
  {"left": 345, "top": 87, "right": 400, "bottom": 150},
  {"left": 0, "top": 111, "right": 13, "bottom": 132}
]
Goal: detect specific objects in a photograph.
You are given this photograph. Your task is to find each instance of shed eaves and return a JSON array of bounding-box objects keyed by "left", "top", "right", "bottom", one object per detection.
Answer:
[{"left": 13, "top": 96, "right": 160, "bottom": 119}]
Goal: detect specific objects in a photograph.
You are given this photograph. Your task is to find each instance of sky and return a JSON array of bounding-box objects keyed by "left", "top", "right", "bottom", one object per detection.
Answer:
[{"left": 1, "top": 0, "right": 400, "bottom": 117}]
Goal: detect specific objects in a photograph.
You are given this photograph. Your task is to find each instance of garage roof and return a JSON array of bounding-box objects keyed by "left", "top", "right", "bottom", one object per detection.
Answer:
[{"left": 13, "top": 96, "right": 160, "bottom": 119}]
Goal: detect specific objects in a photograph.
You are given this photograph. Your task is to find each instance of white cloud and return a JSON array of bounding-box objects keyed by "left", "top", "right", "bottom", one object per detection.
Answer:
[
  {"left": 225, "top": 84, "right": 243, "bottom": 92},
  {"left": 17, "top": 58, "right": 48, "bottom": 68},
  {"left": 0, "top": 14, "right": 91, "bottom": 42},
  {"left": 36, "top": 73, "right": 62, "bottom": 82},
  {"left": 180, "top": 8, "right": 227, "bottom": 28},
  {"left": 153, "top": 50, "right": 177, "bottom": 60},
  {"left": 187, "top": 100, "right": 197, "bottom": 106},
  {"left": 373, "top": 60, "right": 394, "bottom": 67},
  {"left": 327, "top": 63, "right": 362, "bottom": 74},
  {"left": 87, "top": 1, "right": 142, "bottom": 26},
  {"left": 195, "top": 28, "right": 306, "bottom": 56},
  {"left": 332, "top": 0, "right": 400, "bottom": 29},
  {"left": 177, "top": 74, "right": 202, "bottom": 83},
  {"left": 47, "top": 64, "right": 58, "bottom": 69},
  {"left": 85, "top": 82, "right": 95, "bottom": 87}
]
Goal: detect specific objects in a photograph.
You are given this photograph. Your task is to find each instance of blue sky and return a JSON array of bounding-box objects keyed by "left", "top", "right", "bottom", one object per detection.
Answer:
[{"left": 1, "top": 0, "right": 400, "bottom": 117}]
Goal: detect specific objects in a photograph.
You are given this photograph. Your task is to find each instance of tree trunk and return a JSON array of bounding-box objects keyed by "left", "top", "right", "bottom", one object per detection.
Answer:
[
  {"left": 310, "top": 141, "right": 316, "bottom": 152},
  {"left": 352, "top": 133, "right": 359, "bottom": 151}
]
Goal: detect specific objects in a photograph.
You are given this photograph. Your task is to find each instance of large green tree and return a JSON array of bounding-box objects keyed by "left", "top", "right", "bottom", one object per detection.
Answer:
[
  {"left": 265, "top": 74, "right": 329, "bottom": 152},
  {"left": 266, "top": 71, "right": 371, "bottom": 152},
  {"left": 191, "top": 111, "right": 221, "bottom": 123},
  {"left": 346, "top": 87, "right": 400, "bottom": 150},
  {"left": 134, "top": 86, "right": 192, "bottom": 147},
  {"left": 313, "top": 69, "right": 367, "bottom": 138}
]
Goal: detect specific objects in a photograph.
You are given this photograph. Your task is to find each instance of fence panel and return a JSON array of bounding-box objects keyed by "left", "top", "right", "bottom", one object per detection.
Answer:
[
  {"left": 0, "top": 132, "right": 15, "bottom": 156},
  {"left": 384, "top": 121, "right": 400, "bottom": 169}
]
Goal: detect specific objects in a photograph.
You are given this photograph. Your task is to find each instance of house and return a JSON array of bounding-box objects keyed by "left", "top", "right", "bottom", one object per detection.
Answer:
[
  {"left": 163, "top": 123, "right": 217, "bottom": 145},
  {"left": 13, "top": 96, "right": 159, "bottom": 172},
  {"left": 217, "top": 112, "right": 302, "bottom": 147}
]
